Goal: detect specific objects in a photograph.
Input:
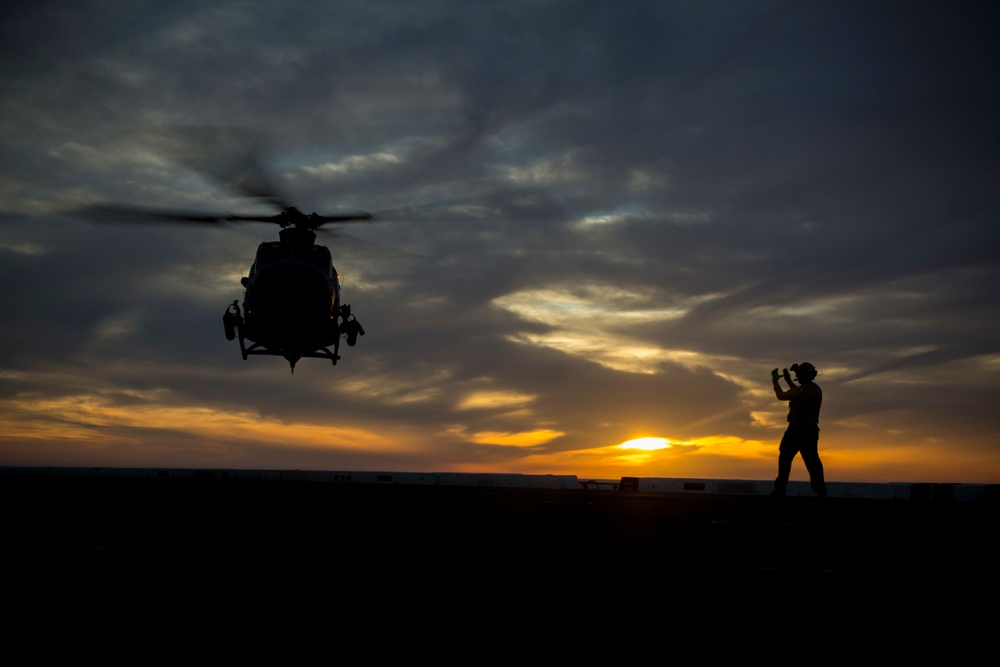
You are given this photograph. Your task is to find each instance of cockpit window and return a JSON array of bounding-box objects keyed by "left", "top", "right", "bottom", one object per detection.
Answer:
[
  {"left": 307, "top": 245, "right": 332, "bottom": 268},
  {"left": 256, "top": 242, "right": 292, "bottom": 264},
  {"left": 254, "top": 242, "right": 331, "bottom": 275}
]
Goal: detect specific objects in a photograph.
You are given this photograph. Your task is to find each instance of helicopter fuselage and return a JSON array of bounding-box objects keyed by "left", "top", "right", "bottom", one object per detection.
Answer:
[
  {"left": 223, "top": 226, "right": 363, "bottom": 372},
  {"left": 243, "top": 239, "right": 340, "bottom": 348}
]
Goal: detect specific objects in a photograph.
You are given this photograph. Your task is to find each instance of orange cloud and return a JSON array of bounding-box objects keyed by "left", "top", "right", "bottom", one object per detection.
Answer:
[
  {"left": 0, "top": 392, "right": 411, "bottom": 455},
  {"left": 470, "top": 429, "right": 565, "bottom": 447}
]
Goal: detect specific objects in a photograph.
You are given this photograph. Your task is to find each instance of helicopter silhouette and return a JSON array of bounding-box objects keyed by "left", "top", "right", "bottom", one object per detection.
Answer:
[
  {"left": 221, "top": 205, "right": 369, "bottom": 373},
  {"left": 78, "top": 128, "right": 380, "bottom": 373},
  {"left": 85, "top": 200, "right": 372, "bottom": 373}
]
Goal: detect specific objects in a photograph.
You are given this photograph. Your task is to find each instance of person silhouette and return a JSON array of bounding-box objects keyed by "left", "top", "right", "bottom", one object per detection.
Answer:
[{"left": 770, "top": 362, "right": 827, "bottom": 497}]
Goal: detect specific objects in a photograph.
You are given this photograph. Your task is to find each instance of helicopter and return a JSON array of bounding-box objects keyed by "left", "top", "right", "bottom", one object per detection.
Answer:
[
  {"left": 76, "top": 128, "right": 384, "bottom": 372},
  {"left": 85, "top": 201, "right": 373, "bottom": 372},
  {"left": 221, "top": 205, "right": 370, "bottom": 373}
]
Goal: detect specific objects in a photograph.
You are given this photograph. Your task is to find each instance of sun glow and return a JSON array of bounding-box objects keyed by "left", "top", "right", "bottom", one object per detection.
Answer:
[{"left": 618, "top": 437, "right": 672, "bottom": 451}]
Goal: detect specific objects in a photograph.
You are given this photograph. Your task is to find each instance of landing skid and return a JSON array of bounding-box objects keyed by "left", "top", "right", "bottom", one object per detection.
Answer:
[
  {"left": 224, "top": 300, "right": 342, "bottom": 373},
  {"left": 239, "top": 340, "right": 341, "bottom": 365}
]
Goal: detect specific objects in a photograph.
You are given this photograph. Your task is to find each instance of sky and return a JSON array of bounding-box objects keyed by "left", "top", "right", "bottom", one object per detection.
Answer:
[{"left": 1, "top": 0, "right": 998, "bottom": 483}]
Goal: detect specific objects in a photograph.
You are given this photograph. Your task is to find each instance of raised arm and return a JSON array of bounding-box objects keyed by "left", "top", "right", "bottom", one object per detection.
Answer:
[{"left": 771, "top": 368, "right": 799, "bottom": 400}]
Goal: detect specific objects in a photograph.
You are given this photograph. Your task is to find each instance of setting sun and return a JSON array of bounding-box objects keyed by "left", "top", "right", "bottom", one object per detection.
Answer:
[{"left": 618, "top": 437, "right": 672, "bottom": 451}]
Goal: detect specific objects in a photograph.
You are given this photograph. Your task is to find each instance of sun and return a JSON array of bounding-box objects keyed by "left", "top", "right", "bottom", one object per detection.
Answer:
[{"left": 618, "top": 437, "right": 671, "bottom": 451}]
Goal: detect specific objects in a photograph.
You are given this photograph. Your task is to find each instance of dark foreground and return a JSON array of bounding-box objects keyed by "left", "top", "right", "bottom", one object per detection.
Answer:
[{"left": 3, "top": 472, "right": 996, "bottom": 638}]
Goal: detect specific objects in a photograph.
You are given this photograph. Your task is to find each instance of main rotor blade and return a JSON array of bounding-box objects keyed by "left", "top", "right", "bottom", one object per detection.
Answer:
[
  {"left": 225, "top": 210, "right": 373, "bottom": 229},
  {"left": 311, "top": 212, "right": 374, "bottom": 225},
  {"left": 223, "top": 214, "right": 284, "bottom": 224},
  {"left": 75, "top": 204, "right": 375, "bottom": 229},
  {"left": 123, "top": 126, "right": 293, "bottom": 211},
  {"left": 75, "top": 204, "right": 228, "bottom": 225},
  {"left": 369, "top": 187, "right": 563, "bottom": 223}
]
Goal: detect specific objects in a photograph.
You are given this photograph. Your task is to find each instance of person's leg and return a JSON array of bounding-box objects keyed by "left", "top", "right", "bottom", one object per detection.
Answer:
[
  {"left": 799, "top": 426, "right": 826, "bottom": 497},
  {"left": 773, "top": 429, "right": 798, "bottom": 496}
]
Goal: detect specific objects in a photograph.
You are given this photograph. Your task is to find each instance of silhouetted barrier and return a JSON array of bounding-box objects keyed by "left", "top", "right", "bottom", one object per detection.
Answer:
[
  {"left": 2, "top": 467, "right": 995, "bottom": 502},
  {"left": 624, "top": 475, "right": 995, "bottom": 502},
  {"left": 0, "top": 466, "right": 579, "bottom": 489}
]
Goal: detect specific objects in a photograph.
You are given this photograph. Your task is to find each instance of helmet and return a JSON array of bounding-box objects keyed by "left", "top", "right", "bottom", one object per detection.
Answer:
[{"left": 791, "top": 362, "right": 817, "bottom": 378}]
